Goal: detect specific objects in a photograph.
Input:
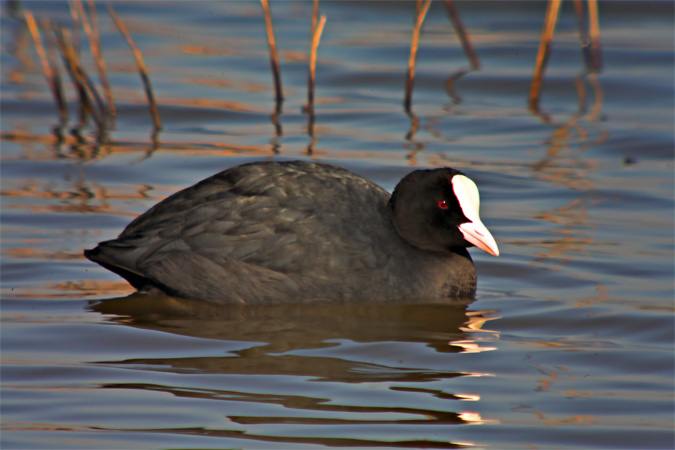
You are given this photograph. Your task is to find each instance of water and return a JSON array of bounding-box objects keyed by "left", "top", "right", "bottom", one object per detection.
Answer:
[{"left": 2, "top": 1, "right": 673, "bottom": 449}]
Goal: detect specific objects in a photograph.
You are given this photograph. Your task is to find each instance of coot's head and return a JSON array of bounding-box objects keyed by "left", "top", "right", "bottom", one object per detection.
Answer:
[{"left": 389, "top": 168, "right": 499, "bottom": 256}]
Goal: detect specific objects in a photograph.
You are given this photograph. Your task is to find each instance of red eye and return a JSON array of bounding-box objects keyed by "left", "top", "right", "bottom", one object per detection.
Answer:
[{"left": 438, "top": 200, "right": 449, "bottom": 209}]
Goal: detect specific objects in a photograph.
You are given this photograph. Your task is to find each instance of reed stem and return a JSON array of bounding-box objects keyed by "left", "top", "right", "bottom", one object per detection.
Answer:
[
  {"left": 307, "top": 14, "right": 326, "bottom": 117},
  {"left": 260, "top": 0, "right": 283, "bottom": 106},
  {"left": 529, "top": 0, "right": 562, "bottom": 111},
  {"left": 404, "top": 0, "right": 432, "bottom": 113},
  {"left": 443, "top": 0, "right": 480, "bottom": 70},
  {"left": 55, "top": 27, "right": 105, "bottom": 133},
  {"left": 25, "top": 12, "right": 68, "bottom": 124},
  {"left": 587, "top": 0, "right": 602, "bottom": 72},
  {"left": 108, "top": 5, "right": 162, "bottom": 131},
  {"left": 76, "top": 0, "right": 115, "bottom": 118}
]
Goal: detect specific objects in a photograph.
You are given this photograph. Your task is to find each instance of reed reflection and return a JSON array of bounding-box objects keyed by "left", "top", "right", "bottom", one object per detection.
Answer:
[
  {"left": 528, "top": 55, "right": 608, "bottom": 268},
  {"left": 0, "top": 165, "right": 154, "bottom": 216}
]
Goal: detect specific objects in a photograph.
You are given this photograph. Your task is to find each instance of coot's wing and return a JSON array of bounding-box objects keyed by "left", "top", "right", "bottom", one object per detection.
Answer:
[
  {"left": 137, "top": 250, "right": 300, "bottom": 304},
  {"left": 86, "top": 161, "right": 392, "bottom": 302}
]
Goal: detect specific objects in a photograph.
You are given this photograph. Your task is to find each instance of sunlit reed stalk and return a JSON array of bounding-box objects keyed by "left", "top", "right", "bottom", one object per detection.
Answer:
[
  {"left": 529, "top": 0, "right": 561, "bottom": 111},
  {"left": 75, "top": 0, "right": 115, "bottom": 119},
  {"left": 587, "top": 0, "right": 602, "bottom": 72},
  {"left": 305, "top": 12, "right": 326, "bottom": 156},
  {"left": 443, "top": 0, "right": 480, "bottom": 70},
  {"left": 307, "top": 14, "right": 326, "bottom": 119},
  {"left": 24, "top": 12, "right": 68, "bottom": 125},
  {"left": 404, "top": 0, "right": 432, "bottom": 113},
  {"left": 108, "top": 5, "right": 162, "bottom": 131},
  {"left": 308, "top": 0, "right": 319, "bottom": 111},
  {"left": 68, "top": 1, "right": 82, "bottom": 53},
  {"left": 260, "top": 0, "right": 283, "bottom": 107},
  {"left": 311, "top": 0, "right": 319, "bottom": 39},
  {"left": 89, "top": 0, "right": 99, "bottom": 41}
]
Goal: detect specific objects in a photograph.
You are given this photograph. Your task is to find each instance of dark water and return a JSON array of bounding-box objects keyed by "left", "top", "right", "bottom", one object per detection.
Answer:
[{"left": 2, "top": 1, "right": 673, "bottom": 449}]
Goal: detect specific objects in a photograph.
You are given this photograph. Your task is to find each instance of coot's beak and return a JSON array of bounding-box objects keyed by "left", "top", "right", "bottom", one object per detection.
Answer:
[
  {"left": 451, "top": 174, "right": 500, "bottom": 257},
  {"left": 459, "top": 219, "right": 499, "bottom": 256}
]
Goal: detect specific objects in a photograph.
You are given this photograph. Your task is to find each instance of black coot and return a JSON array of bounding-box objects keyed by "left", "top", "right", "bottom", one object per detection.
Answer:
[{"left": 85, "top": 161, "right": 499, "bottom": 304}]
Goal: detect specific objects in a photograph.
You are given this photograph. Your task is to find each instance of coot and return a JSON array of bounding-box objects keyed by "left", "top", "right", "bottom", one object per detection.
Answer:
[{"left": 85, "top": 161, "right": 499, "bottom": 304}]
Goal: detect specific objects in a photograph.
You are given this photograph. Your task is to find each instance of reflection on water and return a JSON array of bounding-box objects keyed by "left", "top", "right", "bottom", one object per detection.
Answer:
[
  {"left": 84, "top": 295, "right": 500, "bottom": 447},
  {"left": 91, "top": 293, "right": 495, "bottom": 361}
]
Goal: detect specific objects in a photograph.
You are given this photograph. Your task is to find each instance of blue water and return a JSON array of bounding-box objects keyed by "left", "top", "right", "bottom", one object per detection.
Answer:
[{"left": 2, "top": 1, "right": 673, "bottom": 449}]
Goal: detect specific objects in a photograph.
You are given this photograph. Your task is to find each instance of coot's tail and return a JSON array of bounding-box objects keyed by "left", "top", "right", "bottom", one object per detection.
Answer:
[{"left": 84, "top": 243, "right": 156, "bottom": 292}]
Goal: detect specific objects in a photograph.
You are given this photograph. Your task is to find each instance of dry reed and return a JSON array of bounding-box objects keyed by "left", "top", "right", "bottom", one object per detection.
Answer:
[
  {"left": 529, "top": 0, "right": 561, "bottom": 110},
  {"left": 25, "top": 12, "right": 68, "bottom": 124},
  {"left": 404, "top": 0, "right": 432, "bottom": 113},
  {"left": 75, "top": 0, "right": 115, "bottom": 118},
  {"left": 443, "top": 0, "right": 480, "bottom": 70},
  {"left": 307, "top": 14, "right": 326, "bottom": 114},
  {"left": 54, "top": 27, "right": 105, "bottom": 133},
  {"left": 572, "top": 0, "right": 591, "bottom": 69},
  {"left": 306, "top": 4, "right": 326, "bottom": 155},
  {"left": 260, "top": 0, "right": 283, "bottom": 107},
  {"left": 587, "top": 0, "right": 602, "bottom": 72},
  {"left": 68, "top": 1, "right": 82, "bottom": 53},
  {"left": 43, "top": 20, "right": 69, "bottom": 126},
  {"left": 108, "top": 5, "right": 162, "bottom": 131},
  {"left": 311, "top": 0, "right": 319, "bottom": 38}
]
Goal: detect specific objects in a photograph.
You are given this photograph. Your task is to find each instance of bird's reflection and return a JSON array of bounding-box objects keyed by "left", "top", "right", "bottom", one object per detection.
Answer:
[
  {"left": 88, "top": 293, "right": 500, "bottom": 446},
  {"left": 89, "top": 293, "right": 491, "bottom": 381}
]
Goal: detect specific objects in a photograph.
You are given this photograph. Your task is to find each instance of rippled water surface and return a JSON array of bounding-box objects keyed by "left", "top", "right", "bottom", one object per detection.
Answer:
[{"left": 2, "top": 1, "right": 673, "bottom": 449}]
